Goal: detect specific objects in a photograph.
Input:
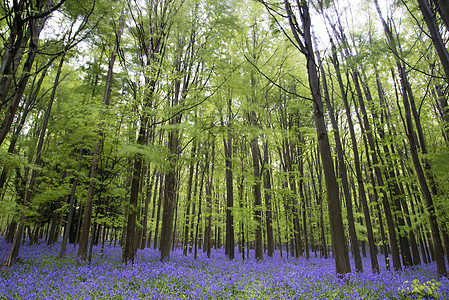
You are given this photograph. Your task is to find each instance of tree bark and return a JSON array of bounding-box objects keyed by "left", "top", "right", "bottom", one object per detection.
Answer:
[
  {"left": 435, "top": 0, "right": 449, "bottom": 30},
  {"left": 320, "top": 62, "right": 363, "bottom": 272},
  {"left": 224, "top": 103, "right": 235, "bottom": 259},
  {"left": 374, "top": 0, "right": 447, "bottom": 275},
  {"left": 193, "top": 158, "right": 206, "bottom": 260},
  {"left": 282, "top": 0, "right": 350, "bottom": 274},
  {"left": 262, "top": 142, "right": 274, "bottom": 258},
  {"left": 329, "top": 48, "right": 379, "bottom": 272},
  {"left": 141, "top": 168, "right": 156, "bottom": 250},
  {"left": 0, "top": 0, "right": 53, "bottom": 146},
  {"left": 395, "top": 66, "right": 448, "bottom": 275},
  {"left": 203, "top": 139, "right": 215, "bottom": 258},
  {"left": 153, "top": 174, "right": 164, "bottom": 249},
  {"left": 352, "top": 69, "right": 402, "bottom": 271},
  {"left": 60, "top": 145, "right": 83, "bottom": 256},
  {"left": 183, "top": 142, "right": 197, "bottom": 256},
  {"left": 250, "top": 135, "right": 263, "bottom": 261},
  {"left": 417, "top": 0, "right": 449, "bottom": 84}
]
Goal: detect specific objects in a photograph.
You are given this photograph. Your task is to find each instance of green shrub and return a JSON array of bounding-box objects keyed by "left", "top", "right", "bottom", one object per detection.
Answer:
[{"left": 398, "top": 279, "right": 442, "bottom": 299}]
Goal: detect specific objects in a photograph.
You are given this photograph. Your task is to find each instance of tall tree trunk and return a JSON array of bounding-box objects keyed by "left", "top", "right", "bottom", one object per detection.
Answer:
[
  {"left": 0, "top": 1, "right": 29, "bottom": 111},
  {"left": 352, "top": 69, "right": 401, "bottom": 271},
  {"left": 394, "top": 64, "right": 448, "bottom": 275},
  {"left": 183, "top": 142, "right": 197, "bottom": 256},
  {"left": 417, "top": 0, "right": 449, "bottom": 84},
  {"left": 309, "top": 149, "right": 328, "bottom": 259},
  {"left": 79, "top": 14, "right": 124, "bottom": 258},
  {"left": 330, "top": 50, "right": 379, "bottom": 272},
  {"left": 193, "top": 159, "right": 205, "bottom": 260},
  {"left": 298, "top": 158, "right": 309, "bottom": 260},
  {"left": 60, "top": 145, "right": 83, "bottom": 256},
  {"left": 141, "top": 168, "right": 156, "bottom": 250},
  {"left": 203, "top": 139, "right": 215, "bottom": 258},
  {"left": 47, "top": 201, "right": 61, "bottom": 246},
  {"left": 262, "top": 142, "right": 274, "bottom": 258},
  {"left": 250, "top": 135, "right": 263, "bottom": 260},
  {"left": 357, "top": 107, "right": 391, "bottom": 270},
  {"left": 0, "top": 1, "right": 68, "bottom": 112},
  {"left": 224, "top": 103, "right": 235, "bottom": 259},
  {"left": 147, "top": 173, "right": 160, "bottom": 248},
  {"left": 0, "top": 66, "right": 48, "bottom": 197},
  {"left": 123, "top": 136, "right": 145, "bottom": 263},
  {"left": 433, "top": 85, "right": 449, "bottom": 142},
  {"left": 376, "top": 71, "right": 421, "bottom": 266},
  {"left": 189, "top": 160, "right": 200, "bottom": 253},
  {"left": 153, "top": 174, "right": 164, "bottom": 249},
  {"left": 171, "top": 194, "right": 179, "bottom": 251},
  {"left": 238, "top": 157, "right": 246, "bottom": 260},
  {"left": 435, "top": 0, "right": 449, "bottom": 30},
  {"left": 81, "top": 59, "right": 120, "bottom": 259},
  {"left": 320, "top": 59, "right": 363, "bottom": 272},
  {"left": 362, "top": 70, "right": 414, "bottom": 269},
  {"left": 374, "top": 0, "right": 447, "bottom": 275},
  {"left": 7, "top": 53, "right": 65, "bottom": 265},
  {"left": 283, "top": 0, "right": 350, "bottom": 274},
  {"left": 160, "top": 127, "right": 179, "bottom": 261},
  {"left": 286, "top": 142, "right": 302, "bottom": 258},
  {"left": 0, "top": 0, "right": 53, "bottom": 146}
]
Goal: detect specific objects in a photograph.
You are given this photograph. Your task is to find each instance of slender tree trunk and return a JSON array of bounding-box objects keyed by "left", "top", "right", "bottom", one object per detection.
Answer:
[
  {"left": 171, "top": 195, "right": 179, "bottom": 251},
  {"left": 153, "top": 174, "right": 164, "bottom": 249},
  {"left": 183, "top": 142, "right": 196, "bottom": 256},
  {"left": 123, "top": 147, "right": 144, "bottom": 263},
  {"left": 47, "top": 201, "right": 61, "bottom": 246},
  {"left": 320, "top": 60, "right": 362, "bottom": 272},
  {"left": 299, "top": 162, "right": 309, "bottom": 260},
  {"left": 203, "top": 139, "right": 215, "bottom": 258},
  {"left": 5, "top": 221, "right": 17, "bottom": 244},
  {"left": 80, "top": 15, "right": 124, "bottom": 259},
  {"left": 332, "top": 58, "right": 379, "bottom": 272},
  {"left": 309, "top": 149, "right": 327, "bottom": 259},
  {"left": 0, "top": 66, "right": 48, "bottom": 197},
  {"left": 189, "top": 160, "right": 200, "bottom": 253},
  {"left": 374, "top": 0, "right": 447, "bottom": 275},
  {"left": 160, "top": 114, "right": 181, "bottom": 260},
  {"left": 395, "top": 66, "right": 447, "bottom": 275},
  {"left": 282, "top": 0, "right": 350, "bottom": 274},
  {"left": 281, "top": 141, "right": 302, "bottom": 258},
  {"left": 250, "top": 135, "right": 263, "bottom": 260},
  {"left": 74, "top": 204, "right": 83, "bottom": 246},
  {"left": 141, "top": 168, "right": 155, "bottom": 250},
  {"left": 60, "top": 145, "right": 83, "bottom": 256},
  {"left": 434, "top": 85, "right": 449, "bottom": 142},
  {"left": 377, "top": 72, "right": 422, "bottom": 266},
  {"left": 194, "top": 158, "right": 206, "bottom": 260},
  {"left": 147, "top": 173, "right": 160, "bottom": 248},
  {"left": 417, "top": 0, "right": 449, "bottom": 84},
  {"left": 435, "top": 0, "right": 449, "bottom": 30},
  {"left": 272, "top": 182, "right": 282, "bottom": 258},
  {"left": 262, "top": 143, "right": 274, "bottom": 258},
  {"left": 0, "top": 1, "right": 29, "bottom": 111},
  {"left": 7, "top": 52, "right": 65, "bottom": 263},
  {"left": 0, "top": 0, "right": 52, "bottom": 146},
  {"left": 352, "top": 69, "right": 401, "bottom": 270},
  {"left": 224, "top": 109, "right": 235, "bottom": 259}
]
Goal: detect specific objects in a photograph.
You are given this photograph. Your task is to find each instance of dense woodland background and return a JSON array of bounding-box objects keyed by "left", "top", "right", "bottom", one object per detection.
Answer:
[{"left": 0, "top": 0, "right": 449, "bottom": 277}]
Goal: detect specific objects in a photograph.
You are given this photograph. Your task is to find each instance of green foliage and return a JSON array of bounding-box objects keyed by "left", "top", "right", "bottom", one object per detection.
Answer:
[
  {"left": 32, "top": 183, "right": 72, "bottom": 206},
  {"left": 118, "top": 143, "right": 168, "bottom": 169},
  {"left": 0, "top": 151, "right": 33, "bottom": 172},
  {"left": 398, "top": 279, "right": 442, "bottom": 299}
]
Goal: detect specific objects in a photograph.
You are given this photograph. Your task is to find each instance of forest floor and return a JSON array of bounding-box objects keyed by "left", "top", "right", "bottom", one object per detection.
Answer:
[{"left": 0, "top": 240, "right": 448, "bottom": 299}]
